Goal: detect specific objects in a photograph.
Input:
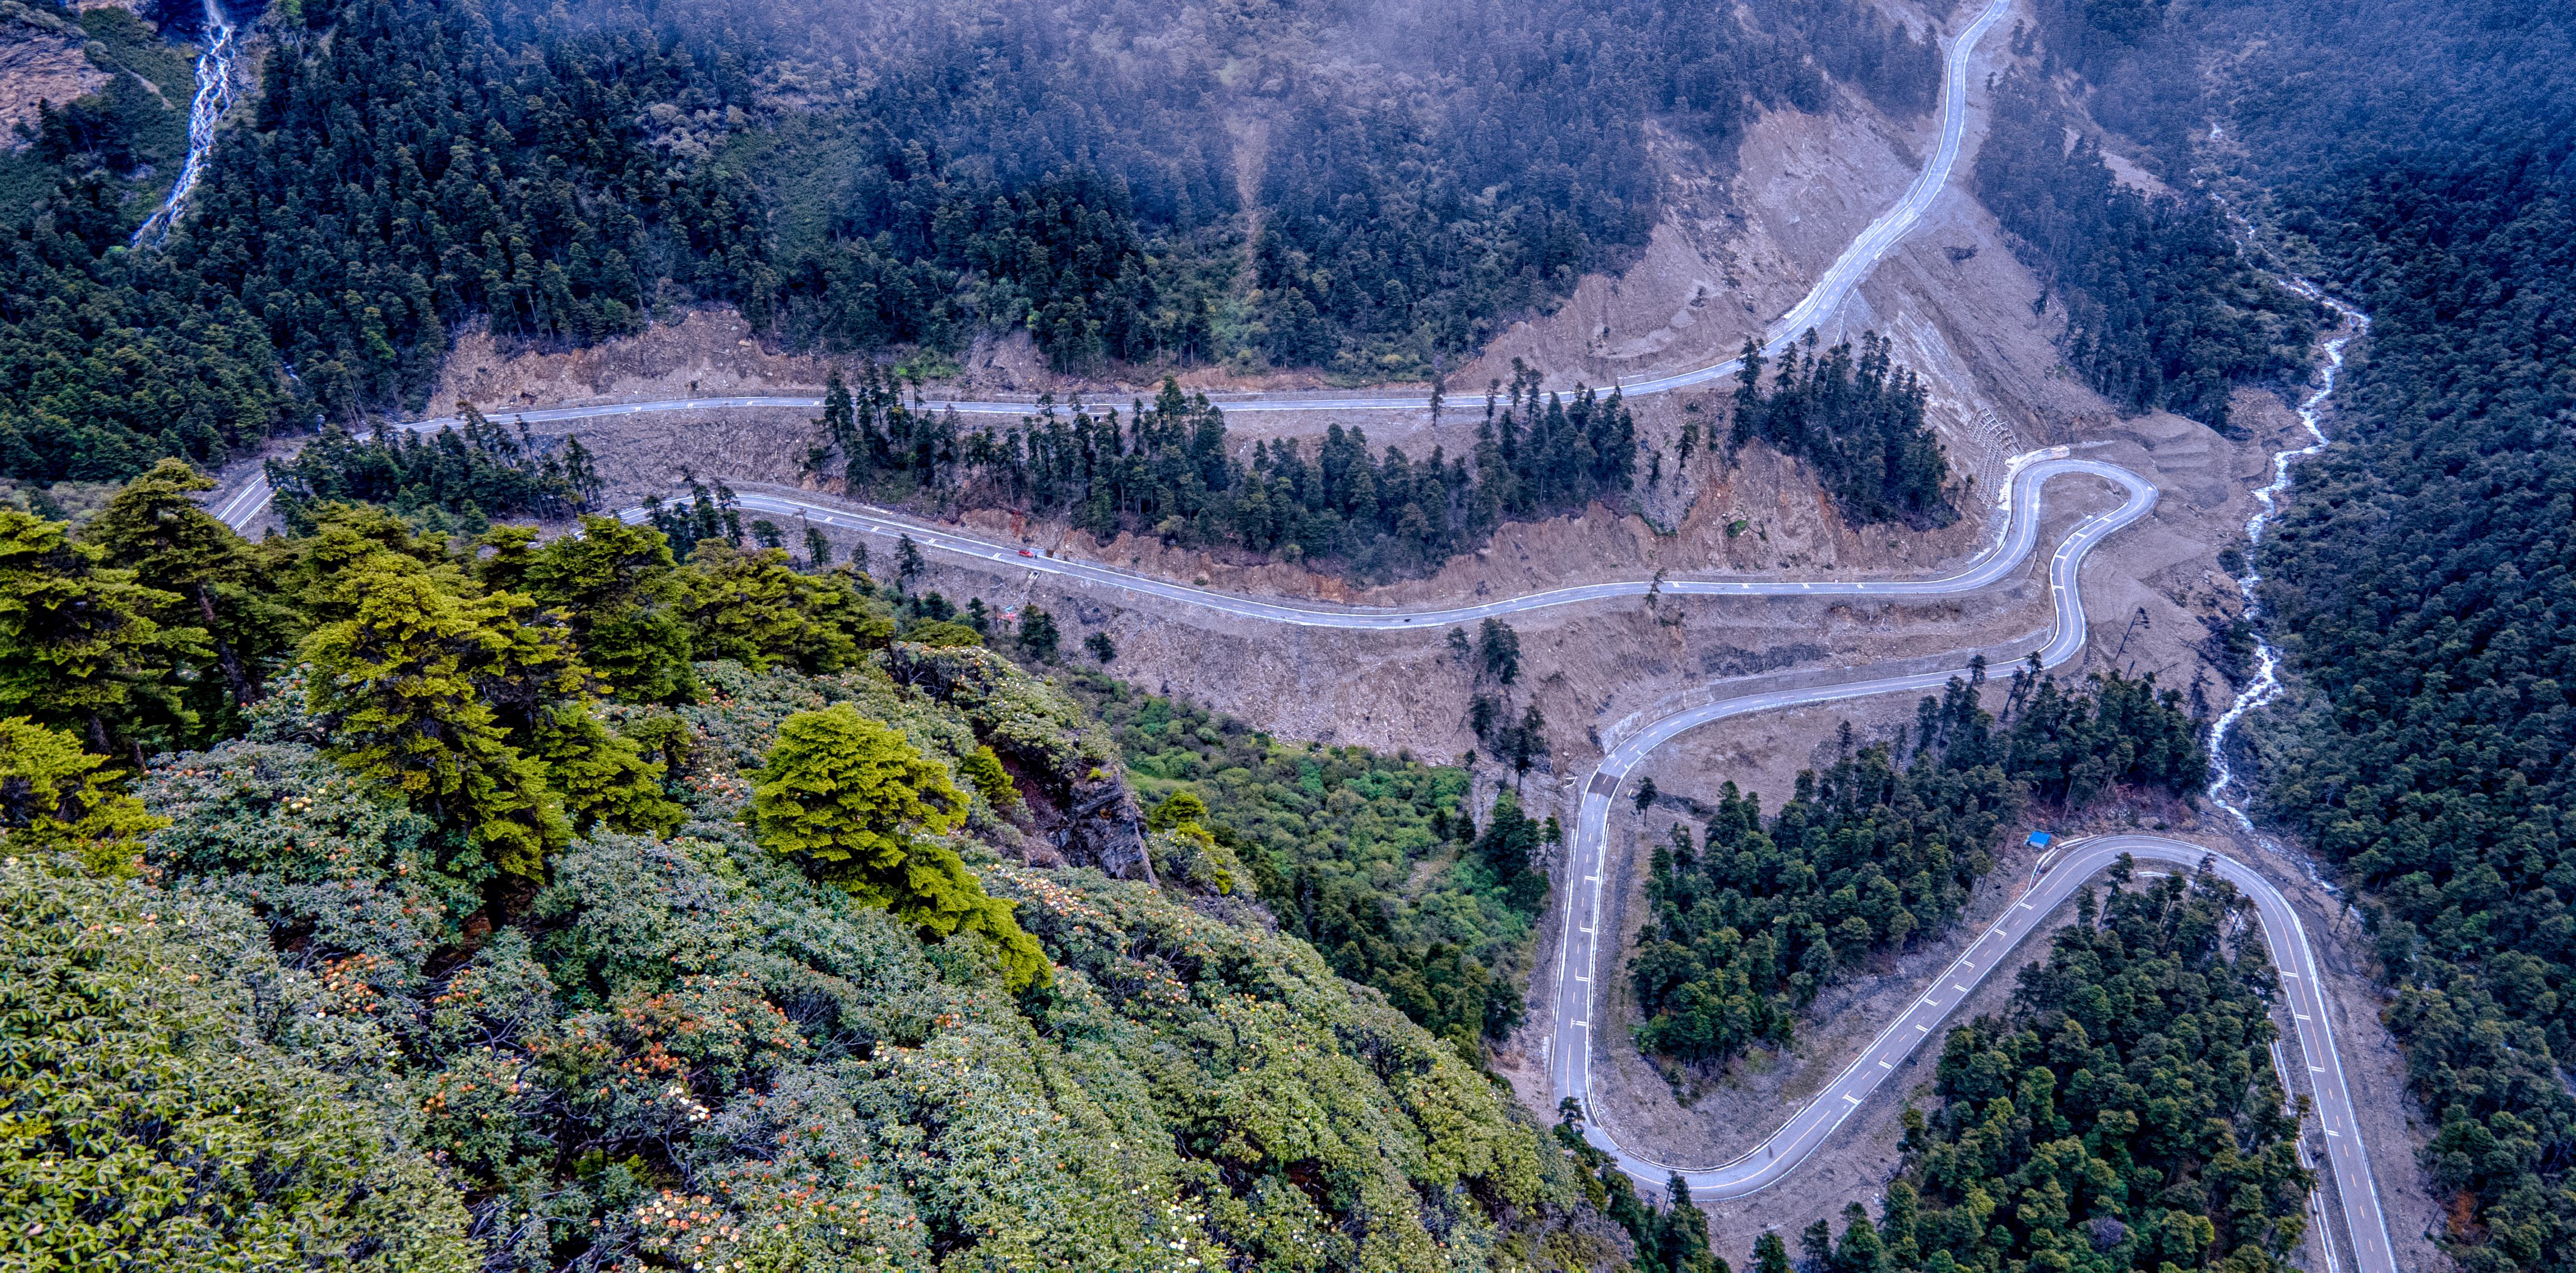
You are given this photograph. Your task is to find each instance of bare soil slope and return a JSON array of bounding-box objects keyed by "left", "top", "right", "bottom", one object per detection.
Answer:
[
  {"left": 0, "top": 12, "right": 110, "bottom": 141},
  {"left": 384, "top": 1, "right": 2449, "bottom": 1258}
]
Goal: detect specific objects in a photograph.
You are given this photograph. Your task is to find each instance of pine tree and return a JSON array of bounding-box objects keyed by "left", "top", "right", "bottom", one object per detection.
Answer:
[
  {"left": 527, "top": 515, "right": 695, "bottom": 703},
  {"left": 752, "top": 704, "right": 1047, "bottom": 988},
  {"left": 0, "top": 509, "right": 209, "bottom": 765},
  {"left": 1017, "top": 605, "right": 1061, "bottom": 661},
  {"left": 1753, "top": 1231, "right": 1793, "bottom": 1273},
  {"left": 675, "top": 541, "right": 832, "bottom": 672},
  {"left": 299, "top": 561, "right": 570, "bottom": 879},
  {"left": 533, "top": 703, "right": 685, "bottom": 837},
  {"left": 0, "top": 716, "right": 168, "bottom": 877},
  {"left": 83, "top": 459, "right": 282, "bottom": 717}
]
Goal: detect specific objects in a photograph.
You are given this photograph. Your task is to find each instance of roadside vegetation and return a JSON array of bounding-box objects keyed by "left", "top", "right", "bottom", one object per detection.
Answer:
[
  {"left": 1728, "top": 329, "right": 1956, "bottom": 527},
  {"left": 1068, "top": 673, "right": 1549, "bottom": 1060},
  {"left": 0, "top": 0, "right": 1943, "bottom": 488},
  {"left": 2002, "top": 0, "right": 2576, "bottom": 1266},
  {"left": 1771, "top": 865, "right": 2312, "bottom": 1273},
  {"left": 1632, "top": 660, "right": 2208, "bottom": 1070},
  {"left": 808, "top": 363, "right": 1647, "bottom": 582},
  {"left": 0, "top": 465, "right": 1650, "bottom": 1270}
]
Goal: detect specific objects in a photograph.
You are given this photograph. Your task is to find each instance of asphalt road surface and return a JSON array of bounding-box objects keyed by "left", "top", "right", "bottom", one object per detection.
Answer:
[
  {"left": 1548, "top": 829, "right": 2394, "bottom": 1273},
  {"left": 1542, "top": 508, "right": 2398, "bottom": 1273},
  {"left": 206, "top": 424, "right": 2395, "bottom": 1273},
  {"left": 598, "top": 449, "right": 2132, "bottom": 629},
  {"left": 191, "top": 0, "right": 2397, "bottom": 1263},
  {"left": 385, "top": 448, "right": 2384, "bottom": 1273},
  {"left": 209, "top": 0, "right": 2013, "bottom": 523}
]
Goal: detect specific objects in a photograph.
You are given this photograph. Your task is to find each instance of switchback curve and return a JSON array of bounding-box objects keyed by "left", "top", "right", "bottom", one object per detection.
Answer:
[
  {"left": 186, "top": 0, "right": 2395, "bottom": 1261},
  {"left": 205, "top": 0, "right": 2013, "bottom": 532}
]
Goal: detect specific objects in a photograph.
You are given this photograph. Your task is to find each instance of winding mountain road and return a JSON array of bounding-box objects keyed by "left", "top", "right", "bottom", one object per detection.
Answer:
[
  {"left": 607, "top": 438, "right": 2389, "bottom": 1273},
  {"left": 1543, "top": 480, "right": 2399, "bottom": 1273},
  {"left": 1550, "top": 829, "right": 2393, "bottom": 1273},
  {"left": 193, "top": 1, "right": 2396, "bottom": 1266},
  {"left": 642, "top": 449, "right": 2118, "bottom": 629},
  {"left": 209, "top": 0, "right": 2013, "bottom": 528}
]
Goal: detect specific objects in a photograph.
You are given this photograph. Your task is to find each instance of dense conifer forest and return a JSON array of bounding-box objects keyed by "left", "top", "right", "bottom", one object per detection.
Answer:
[
  {"left": 23, "top": 0, "right": 2566, "bottom": 1263},
  {"left": 1729, "top": 329, "right": 1955, "bottom": 526},
  {"left": 2023, "top": 0, "right": 2576, "bottom": 1268},
  {"left": 1802, "top": 866, "right": 2314, "bottom": 1273},
  {"left": 1630, "top": 660, "right": 2206, "bottom": 1069},
  {"left": 805, "top": 364, "right": 1654, "bottom": 581},
  {"left": 1970, "top": 76, "right": 2316, "bottom": 433},
  {"left": 0, "top": 0, "right": 1941, "bottom": 486}
]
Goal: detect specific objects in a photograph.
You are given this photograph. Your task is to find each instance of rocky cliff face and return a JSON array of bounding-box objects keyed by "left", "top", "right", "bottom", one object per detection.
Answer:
[{"left": 0, "top": 4, "right": 109, "bottom": 141}]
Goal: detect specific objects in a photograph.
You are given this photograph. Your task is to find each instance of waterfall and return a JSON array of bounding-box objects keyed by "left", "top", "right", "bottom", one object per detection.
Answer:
[
  {"left": 131, "top": 0, "right": 238, "bottom": 248},
  {"left": 2203, "top": 271, "right": 2371, "bottom": 869}
]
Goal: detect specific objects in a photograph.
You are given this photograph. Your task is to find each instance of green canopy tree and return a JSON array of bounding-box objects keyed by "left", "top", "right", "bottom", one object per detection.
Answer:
[
  {"left": 752, "top": 703, "right": 1047, "bottom": 988},
  {"left": 299, "top": 560, "right": 569, "bottom": 880},
  {"left": 274, "top": 502, "right": 466, "bottom": 626},
  {"left": 0, "top": 716, "right": 167, "bottom": 877},
  {"left": 0, "top": 509, "right": 208, "bottom": 765},
  {"left": 677, "top": 541, "right": 877, "bottom": 673},
  {"left": 533, "top": 702, "right": 685, "bottom": 837},
  {"left": 526, "top": 515, "right": 697, "bottom": 703},
  {"left": 960, "top": 743, "right": 1024, "bottom": 814},
  {"left": 83, "top": 458, "right": 286, "bottom": 719}
]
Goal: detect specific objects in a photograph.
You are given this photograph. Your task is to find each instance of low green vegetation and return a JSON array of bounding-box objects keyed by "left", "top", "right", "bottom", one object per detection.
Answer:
[
  {"left": 0, "top": 859, "right": 476, "bottom": 1271},
  {"left": 0, "top": 463, "right": 1649, "bottom": 1270},
  {"left": 1631, "top": 663, "right": 2208, "bottom": 1069},
  {"left": 1067, "top": 672, "right": 1548, "bottom": 1058}
]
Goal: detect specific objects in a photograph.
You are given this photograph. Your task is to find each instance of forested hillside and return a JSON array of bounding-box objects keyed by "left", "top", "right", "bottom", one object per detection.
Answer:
[
  {"left": 1729, "top": 330, "right": 1955, "bottom": 526},
  {"left": 1074, "top": 673, "right": 1551, "bottom": 1060},
  {"left": 0, "top": 464, "right": 1657, "bottom": 1270},
  {"left": 1971, "top": 77, "right": 2316, "bottom": 432},
  {"left": 0, "top": 0, "right": 1940, "bottom": 486},
  {"left": 2016, "top": 0, "right": 2576, "bottom": 1269},
  {"left": 1789, "top": 866, "right": 2313, "bottom": 1273},
  {"left": 803, "top": 364, "right": 1646, "bottom": 582},
  {"left": 1630, "top": 659, "right": 2206, "bottom": 1069}
]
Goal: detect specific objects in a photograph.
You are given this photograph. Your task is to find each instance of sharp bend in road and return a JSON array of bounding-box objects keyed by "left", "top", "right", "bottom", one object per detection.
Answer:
[
  {"left": 190, "top": 0, "right": 2394, "bottom": 1263},
  {"left": 209, "top": 424, "right": 2396, "bottom": 1272},
  {"left": 1549, "top": 832, "right": 2397, "bottom": 1273},
  {"left": 207, "top": 0, "right": 2011, "bottom": 509},
  {"left": 600, "top": 450, "right": 2130, "bottom": 630},
  {"left": 1544, "top": 493, "right": 2400, "bottom": 1273}
]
